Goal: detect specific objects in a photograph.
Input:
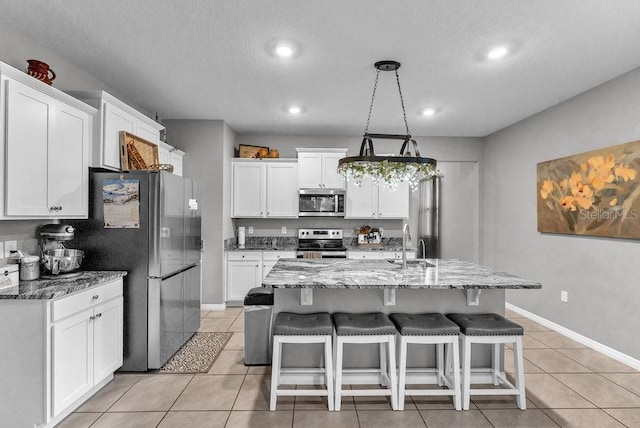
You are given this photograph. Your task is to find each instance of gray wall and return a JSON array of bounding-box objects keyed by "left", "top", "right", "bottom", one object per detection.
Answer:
[
  {"left": 483, "top": 67, "right": 640, "bottom": 360},
  {"left": 164, "top": 120, "right": 236, "bottom": 305},
  {"left": 0, "top": 19, "right": 144, "bottom": 113}
]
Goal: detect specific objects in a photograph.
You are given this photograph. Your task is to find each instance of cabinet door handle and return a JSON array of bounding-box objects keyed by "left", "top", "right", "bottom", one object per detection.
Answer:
[
  {"left": 49, "top": 206, "right": 62, "bottom": 211},
  {"left": 96, "top": 313, "right": 102, "bottom": 318},
  {"left": 90, "top": 315, "right": 95, "bottom": 320},
  {"left": 92, "top": 295, "right": 99, "bottom": 300}
]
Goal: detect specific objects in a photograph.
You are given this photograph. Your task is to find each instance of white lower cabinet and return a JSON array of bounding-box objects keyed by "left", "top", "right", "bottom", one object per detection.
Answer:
[
  {"left": 348, "top": 250, "right": 416, "bottom": 260},
  {"left": 347, "top": 251, "right": 384, "bottom": 259},
  {"left": 52, "top": 279, "right": 123, "bottom": 420},
  {"left": 226, "top": 251, "right": 295, "bottom": 304},
  {"left": 0, "top": 277, "right": 123, "bottom": 427},
  {"left": 226, "top": 252, "right": 262, "bottom": 303},
  {"left": 263, "top": 251, "right": 296, "bottom": 278}
]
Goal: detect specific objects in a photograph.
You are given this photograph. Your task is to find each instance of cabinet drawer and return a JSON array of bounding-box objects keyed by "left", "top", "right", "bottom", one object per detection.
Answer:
[
  {"left": 347, "top": 251, "right": 384, "bottom": 259},
  {"left": 52, "top": 278, "right": 123, "bottom": 322},
  {"left": 227, "top": 252, "right": 261, "bottom": 261},
  {"left": 262, "top": 251, "right": 296, "bottom": 261}
]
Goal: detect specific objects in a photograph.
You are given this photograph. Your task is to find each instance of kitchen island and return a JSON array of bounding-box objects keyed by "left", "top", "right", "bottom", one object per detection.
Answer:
[{"left": 262, "top": 258, "right": 540, "bottom": 368}]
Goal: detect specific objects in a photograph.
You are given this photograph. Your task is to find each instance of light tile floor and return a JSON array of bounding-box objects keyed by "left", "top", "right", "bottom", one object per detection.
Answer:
[{"left": 58, "top": 308, "right": 640, "bottom": 427}]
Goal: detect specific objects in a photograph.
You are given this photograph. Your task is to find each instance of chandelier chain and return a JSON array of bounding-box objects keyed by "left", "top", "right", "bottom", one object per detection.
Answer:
[
  {"left": 395, "top": 69, "right": 410, "bottom": 135},
  {"left": 363, "top": 69, "right": 381, "bottom": 135}
]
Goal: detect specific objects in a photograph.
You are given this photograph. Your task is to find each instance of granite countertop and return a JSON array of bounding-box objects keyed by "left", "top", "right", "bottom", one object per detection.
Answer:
[
  {"left": 226, "top": 245, "right": 298, "bottom": 252},
  {"left": 225, "top": 244, "right": 413, "bottom": 252},
  {"left": 262, "top": 258, "right": 541, "bottom": 290},
  {"left": 0, "top": 271, "right": 127, "bottom": 300}
]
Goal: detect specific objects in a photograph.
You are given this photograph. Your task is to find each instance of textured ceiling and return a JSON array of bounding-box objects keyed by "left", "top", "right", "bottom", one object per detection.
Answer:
[{"left": 3, "top": 0, "right": 640, "bottom": 137}]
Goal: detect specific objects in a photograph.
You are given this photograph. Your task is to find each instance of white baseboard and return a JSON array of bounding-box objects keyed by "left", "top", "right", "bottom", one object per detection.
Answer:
[
  {"left": 506, "top": 302, "right": 640, "bottom": 371},
  {"left": 201, "top": 303, "right": 226, "bottom": 311}
]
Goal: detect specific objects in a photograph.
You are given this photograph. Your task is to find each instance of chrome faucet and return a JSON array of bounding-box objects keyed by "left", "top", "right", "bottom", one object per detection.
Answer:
[
  {"left": 402, "top": 223, "right": 412, "bottom": 270},
  {"left": 418, "top": 238, "right": 426, "bottom": 266}
]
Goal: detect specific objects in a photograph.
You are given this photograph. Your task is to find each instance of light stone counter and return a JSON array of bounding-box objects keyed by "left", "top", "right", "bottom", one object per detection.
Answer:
[
  {"left": 0, "top": 271, "right": 127, "bottom": 299},
  {"left": 263, "top": 258, "right": 541, "bottom": 290},
  {"left": 262, "top": 258, "right": 540, "bottom": 369}
]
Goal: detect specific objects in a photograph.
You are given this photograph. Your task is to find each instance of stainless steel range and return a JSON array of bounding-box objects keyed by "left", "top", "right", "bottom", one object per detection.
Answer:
[{"left": 296, "top": 228, "right": 347, "bottom": 258}]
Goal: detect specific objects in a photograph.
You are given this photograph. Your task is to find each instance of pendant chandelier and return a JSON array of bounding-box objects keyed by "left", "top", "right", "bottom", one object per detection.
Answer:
[{"left": 338, "top": 60, "right": 438, "bottom": 191}]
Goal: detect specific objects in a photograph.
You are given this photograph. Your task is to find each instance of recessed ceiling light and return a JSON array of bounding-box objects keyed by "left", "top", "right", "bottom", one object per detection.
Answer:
[
  {"left": 275, "top": 44, "right": 294, "bottom": 58},
  {"left": 486, "top": 45, "right": 509, "bottom": 60},
  {"left": 421, "top": 108, "right": 437, "bottom": 117},
  {"left": 287, "top": 105, "right": 303, "bottom": 114}
]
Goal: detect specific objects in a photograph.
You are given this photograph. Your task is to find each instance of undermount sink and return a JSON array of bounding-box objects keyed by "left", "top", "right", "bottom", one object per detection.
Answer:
[{"left": 384, "top": 259, "right": 434, "bottom": 268}]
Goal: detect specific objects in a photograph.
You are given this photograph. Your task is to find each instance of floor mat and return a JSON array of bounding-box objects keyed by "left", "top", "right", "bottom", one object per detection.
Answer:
[{"left": 157, "top": 332, "right": 232, "bottom": 374}]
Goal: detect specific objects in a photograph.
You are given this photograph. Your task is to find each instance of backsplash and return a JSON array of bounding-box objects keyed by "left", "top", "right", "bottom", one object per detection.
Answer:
[
  {"left": 0, "top": 220, "right": 51, "bottom": 264},
  {"left": 224, "top": 235, "right": 405, "bottom": 249}
]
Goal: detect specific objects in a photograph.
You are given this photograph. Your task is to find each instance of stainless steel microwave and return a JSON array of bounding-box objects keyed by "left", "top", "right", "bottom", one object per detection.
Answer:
[{"left": 298, "top": 189, "right": 345, "bottom": 217}]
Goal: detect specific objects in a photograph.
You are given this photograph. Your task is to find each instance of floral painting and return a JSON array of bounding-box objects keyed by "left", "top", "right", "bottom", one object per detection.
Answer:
[{"left": 537, "top": 140, "right": 640, "bottom": 238}]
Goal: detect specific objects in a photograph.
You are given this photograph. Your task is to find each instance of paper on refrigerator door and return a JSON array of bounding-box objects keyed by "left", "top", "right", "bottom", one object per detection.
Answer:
[{"left": 102, "top": 179, "right": 140, "bottom": 228}]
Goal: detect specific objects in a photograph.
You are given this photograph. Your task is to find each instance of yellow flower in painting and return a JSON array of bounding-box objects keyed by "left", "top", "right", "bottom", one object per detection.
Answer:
[
  {"left": 559, "top": 196, "right": 577, "bottom": 211},
  {"left": 573, "top": 184, "right": 593, "bottom": 209},
  {"left": 569, "top": 172, "right": 583, "bottom": 194},
  {"left": 540, "top": 180, "right": 554, "bottom": 199},
  {"left": 614, "top": 164, "right": 637, "bottom": 182},
  {"left": 586, "top": 155, "right": 615, "bottom": 189},
  {"left": 580, "top": 163, "right": 588, "bottom": 171},
  {"left": 610, "top": 198, "right": 618, "bottom": 206}
]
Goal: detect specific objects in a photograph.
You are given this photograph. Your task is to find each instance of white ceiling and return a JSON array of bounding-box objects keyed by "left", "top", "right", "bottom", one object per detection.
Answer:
[{"left": 3, "top": 0, "right": 640, "bottom": 137}]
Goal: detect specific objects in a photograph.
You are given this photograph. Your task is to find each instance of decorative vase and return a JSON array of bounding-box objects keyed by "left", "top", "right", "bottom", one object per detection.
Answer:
[{"left": 26, "top": 59, "right": 56, "bottom": 85}]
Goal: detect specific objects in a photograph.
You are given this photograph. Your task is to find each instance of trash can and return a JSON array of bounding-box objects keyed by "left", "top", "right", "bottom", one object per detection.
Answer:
[{"left": 243, "top": 287, "right": 274, "bottom": 365}]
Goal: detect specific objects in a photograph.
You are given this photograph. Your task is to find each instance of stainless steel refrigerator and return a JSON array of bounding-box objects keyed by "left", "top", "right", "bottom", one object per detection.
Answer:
[
  {"left": 418, "top": 176, "right": 441, "bottom": 258},
  {"left": 70, "top": 169, "right": 201, "bottom": 371}
]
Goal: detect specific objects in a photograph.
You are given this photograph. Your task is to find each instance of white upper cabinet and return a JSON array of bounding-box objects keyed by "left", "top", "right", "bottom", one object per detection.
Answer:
[
  {"left": 345, "top": 178, "right": 376, "bottom": 218},
  {"left": 66, "top": 90, "right": 164, "bottom": 171},
  {"left": 266, "top": 162, "right": 298, "bottom": 217},
  {"left": 231, "top": 159, "right": 298, "bottom": 218},
  {"left": 296, "top": 148, "right": 347, "bottom": 189},
  {"left": 378, "top": 182, "right": 410, "bottom": 218},
  {"left": 158, "top": 142, "right": 184, "bottom": 176},
  {"left": 345, "top": 178, "right": 409, "bottom": 219},
  {"left": 1, "top": 63, "right": 94, "bottom": 219},
  {"left": 232, "top": 161, "right": 265, "bottom": 217},
  {"left": 103, "top": 103, "right": 136, "bottom": 169},
  {"left": 169, "top": 149, "right": 184, "bottom": 176}
]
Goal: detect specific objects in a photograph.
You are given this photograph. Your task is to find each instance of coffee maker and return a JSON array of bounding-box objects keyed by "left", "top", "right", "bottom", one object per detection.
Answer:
[{"left": 39, "top": 224, "right": 84, "bottom": 277}]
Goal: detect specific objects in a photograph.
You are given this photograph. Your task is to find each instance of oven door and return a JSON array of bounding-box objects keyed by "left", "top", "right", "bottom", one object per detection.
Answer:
[{"left": 298, "top": 189, "right": 345, "bottom": 217}]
